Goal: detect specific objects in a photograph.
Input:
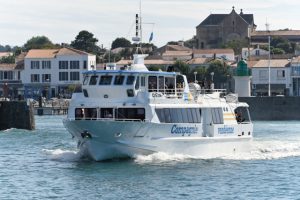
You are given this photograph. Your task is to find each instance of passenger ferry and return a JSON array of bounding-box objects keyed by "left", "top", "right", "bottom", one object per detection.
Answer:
[{"left": 63, "top": 54, "right": 253, "bottom": 161}]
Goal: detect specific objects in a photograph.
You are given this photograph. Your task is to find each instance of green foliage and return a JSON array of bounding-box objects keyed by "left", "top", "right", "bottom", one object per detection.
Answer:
[
  {"left": 271, "top": 48, "right": 285, "bottom": 54},
  {"left": 148, "top": 65, "right": 161, "bottom": 71},
  {"left": 188, "top": 66, "right": 207, "bottom": 82},
  {"left": 270, "top": 36, "right": 293, "bottom": 54},
  {"left": 24, "top": 36, "right": 56, "bottom": 51},
  {"left": 206, "top": 60, "right": 232, "bottom": 88},
  {"left": 223, "top": 39, "right": 248, "bottom": 55},
  {"left": 71, "top": 30, "right": 100, "bottom": 54},
  {"left": 111, "top": 37, "right": 131, "bottom": 49},
  {"left": 0, "top": 45, "right": 11, "bottom": 52},
  {"left": 0, "top": 55, "right": 15, "bottom": 64},
  {"left": 173, "top": 60, "right": 190, "bottom": 75}
]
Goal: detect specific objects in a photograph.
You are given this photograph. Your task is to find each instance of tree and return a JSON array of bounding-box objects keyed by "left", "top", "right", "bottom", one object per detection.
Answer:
[
  {"left": 206, "top": 60, "right": 231, "bottom": 89},
  {"left": 223, "top": 38, "right": 249, "bottom": 55},
  {"left": 111, "top": 37, "right": 131, "bottom": 49},
  {"left": 173, "top": 60, "right": 190, "bottom": 76},
  {"left": 0, "top": 55, "right": 15, "bottom": 64},
  {"left": 24, "top": 36, "right": 56, "bottom": 51},
  {"left": 71, "top": 30, "right": 100, "bottom": 54},
  {"left": 148, "top": 65, "right": 161, "bottom": 71}
]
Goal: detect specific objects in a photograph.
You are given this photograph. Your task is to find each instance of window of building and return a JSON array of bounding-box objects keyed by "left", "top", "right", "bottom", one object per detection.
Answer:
[
  {"left": 59, "top": 72, "right": 68, "bottom": 81},
  {"left": 114, "top": 75, "right": 125, "bottom": 85},
  {"left": 31, "top": 74, "right": 40, "bottom": 82},
  {"left": 59, "top": 61, "right": 68, "bottom": 69},
  {"left": 255, "top": 50, "right": 260, "bottom": 56},
  {"left": 277, "top": 70, "right": 285, "bottom": 78},
  {"left": 31, "top": 61, "right": 40, "bottom": 69},
  {"left": 42, "top": 74, "right": 51, "bottom": 82},
  {"left": 259, "top": 70, "right": 267, "bottom": 79},
  {"left": 99, "top": 75, "right": 113, "bottom": 85},
  {"left": 42, "top": 61, "right": 51, "bottom": 69},
  {"left": 70, "top": 61, "right": 80, "bottom": 69},
  {"left": 83, "top": 60, "right": 87, "bottom": 69},
  {"left": 70, "top": 72, "right": 80, "bottom": 81}
]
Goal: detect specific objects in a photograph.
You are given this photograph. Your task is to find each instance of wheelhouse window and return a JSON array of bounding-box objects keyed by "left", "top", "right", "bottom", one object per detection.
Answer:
[
  {"left": 89, "top": 75, "right": 98, "bottom": 85},
  {"left": 99, "top": 75, "right": 113, "bottom": 85},
  {"left": 114, "top": 75, "right": 125, "bottom": 85},
  {"left": 126, "top": 75, "right": 135, "bottom": 85},
  {"left": 83, "top": 76, "right": 89, "bottom": 85},
  {"left": 165, "top": 77, "right": 175, "bottom": 93},
  {"left": 159, "top": 76, "right": 164, "bottom": 92},
  {"left": 148, "top": 76, "right": 157, "bottom": 92}
]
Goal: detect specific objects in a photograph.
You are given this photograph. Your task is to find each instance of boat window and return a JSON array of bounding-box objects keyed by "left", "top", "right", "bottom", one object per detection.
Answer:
[
  {"left": 126, "top": 76, "right": 135, "bottom": 85},
  {"left": 75, "top": 108, "right": 84, "bottom": 120},
  {"left": 159, "top": 76, "right": 164, "bottom": 93},
  {"left": 99, "top": 75, "right": 113, "bottom": 85},
  {"left": 155, "top": 109, "right": 165, "bottom": 122},
  {"left": 89, "top": 75, "right": 98, "bottom": 85},
  {"left": 235, "top": 107, "right": 251, "bottom": 123},
  {"left": 165, "top": 77, "right": 175, "bottom": 94},
  {"left": 156, "top": 108, "right": 201, "bottom": 123},
  {"left": 75, "top": 108, "right": 97, "bottom": 120},
  {"left": 148, "top": 76, "right": 157, "bottom": 92},
  {"left": 164, "top": 108, "right": 171, "bottom": 123},
  {"left": 116, "top": 108, "right": 145, "bottom": 121},
  {"left": 100, "top": 108, "right": 114, "bottom": 118},
  {"left": 211, "top": 108, "right": 224, "bottom": 124},
  {"left": 135, "top": 76, "right": 140, "bottom": 90},
  {"left": 83, "top": 76, "right": 89, "bottom": 85},
  {"left": 114, "top": 75, "right": 125, "bottom": 85},
  {"left": 141, "top": 76, "right": 145, "bottom": 87}
]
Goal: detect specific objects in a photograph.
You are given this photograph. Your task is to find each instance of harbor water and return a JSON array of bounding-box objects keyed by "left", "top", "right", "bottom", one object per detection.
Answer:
[{"left": 1, "top": 116, "right": 300, "bottom": 199}]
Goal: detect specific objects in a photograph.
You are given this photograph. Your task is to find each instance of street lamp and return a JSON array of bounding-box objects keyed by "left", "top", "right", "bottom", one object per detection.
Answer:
[
  {"left": 210, "top": 72, "right": 214, "bottom": 82},
  {"left": 193, "top": 71, "right": 198, "bottom": 83},
  {"left": 210, "top": 72, "right": 215, "bottom": 89}
]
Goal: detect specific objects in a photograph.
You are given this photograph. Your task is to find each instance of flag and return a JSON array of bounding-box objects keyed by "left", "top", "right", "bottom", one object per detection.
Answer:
[{"left": 149, "top": 32, "right": 153, "bottom": 43}]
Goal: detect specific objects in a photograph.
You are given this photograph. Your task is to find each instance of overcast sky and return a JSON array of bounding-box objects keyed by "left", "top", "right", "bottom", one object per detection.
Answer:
[{"left": 1, "top": 0, "right": 300, "bottom": 48}]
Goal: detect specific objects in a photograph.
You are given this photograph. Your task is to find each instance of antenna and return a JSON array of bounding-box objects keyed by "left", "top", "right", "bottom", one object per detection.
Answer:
[{"left": 265, "top": 18, "right": 270, "bottom": 32}]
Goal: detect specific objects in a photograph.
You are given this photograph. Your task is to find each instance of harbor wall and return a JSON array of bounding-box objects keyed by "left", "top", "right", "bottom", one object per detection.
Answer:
[
  {"left": 239, "top": 97, "right": 300, "bottom": 120},
  {"left": 0, "top": 101, "right": 35, "bottom": 131}
]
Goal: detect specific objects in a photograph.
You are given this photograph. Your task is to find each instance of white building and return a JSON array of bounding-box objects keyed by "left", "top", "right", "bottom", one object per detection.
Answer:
[
  {"left": 251, "top": 59, "right": 291, "bottom": 96},
  {"left": 242, "top": 47, "right": 269, "bottom": 60},
  {"left": 0, "top": 63, "right": 23, "bottom": 98},
  {"left": 193, "top": 49, "right": 235, "bottom": 61},
  {"left": 290, "top": 56, "right": 300, "bottom": 96},
  {"left": 22, "top": 47, "right": 96, "bottom": 99}
]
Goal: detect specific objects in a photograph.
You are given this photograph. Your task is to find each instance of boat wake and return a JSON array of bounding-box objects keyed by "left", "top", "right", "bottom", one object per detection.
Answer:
[
  {"left": 43, "top": 149, "right": 83, "bottom": 162},
  {"left": 134, "top": 139, "right": 300, "bottom": 163}
]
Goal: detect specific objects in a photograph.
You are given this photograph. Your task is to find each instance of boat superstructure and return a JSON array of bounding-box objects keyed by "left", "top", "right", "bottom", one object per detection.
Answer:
[{"left": 63, "top": 54, "right": 253, "bottom": 161}]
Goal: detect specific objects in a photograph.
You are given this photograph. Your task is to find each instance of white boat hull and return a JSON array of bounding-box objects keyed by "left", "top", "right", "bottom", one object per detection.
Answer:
[{"left": 63, "top": 119, "right": 252, "bottom": 161}]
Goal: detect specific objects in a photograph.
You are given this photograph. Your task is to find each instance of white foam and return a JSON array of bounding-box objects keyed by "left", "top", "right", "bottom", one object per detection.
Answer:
[
  {"left": 43, "top": 149, "right": 83, "bottom": 162},
  {"left": 134, "top": 139, "right": 300, "bottom": 163}
]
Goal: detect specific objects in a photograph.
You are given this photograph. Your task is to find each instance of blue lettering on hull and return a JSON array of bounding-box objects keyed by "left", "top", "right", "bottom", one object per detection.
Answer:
[
  {"left": 218, "top": 126, "right": 234, "bottom": 134},
  {"left": 171, "top": 125, "right": 198, "bottom": 136}
]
